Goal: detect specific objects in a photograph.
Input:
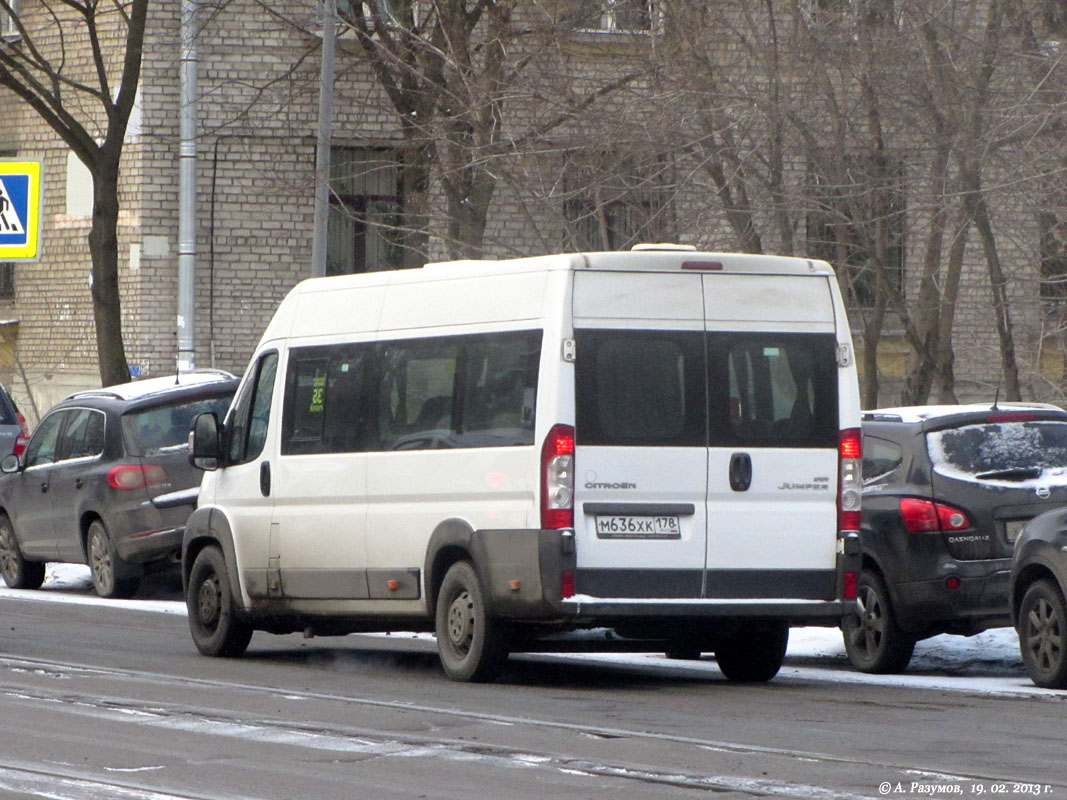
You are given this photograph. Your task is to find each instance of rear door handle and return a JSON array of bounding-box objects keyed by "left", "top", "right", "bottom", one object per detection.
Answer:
[
  {"left": 260, "top": 461, "right": 271, "bottom": 497},
  {"left": 729, "top": 453, "right": 752, "bottom": 492}
]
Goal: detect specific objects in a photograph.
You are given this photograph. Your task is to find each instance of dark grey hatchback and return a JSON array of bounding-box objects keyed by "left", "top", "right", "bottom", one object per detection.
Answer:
[
  {"left": 0, "top": 371, "right": 236, "bottom": 597},
  {"left": 844, "top": 403, "right": 1067, "bottom": 673}
]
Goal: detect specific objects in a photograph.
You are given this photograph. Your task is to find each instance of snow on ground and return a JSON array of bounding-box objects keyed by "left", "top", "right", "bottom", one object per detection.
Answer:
[{"left": 1, "top": 563, "right": 1058, "bottom": 697}]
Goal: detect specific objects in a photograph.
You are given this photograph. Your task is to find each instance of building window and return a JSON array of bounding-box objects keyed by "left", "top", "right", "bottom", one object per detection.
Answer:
[
  {"left": 806, "top": 154, "right": 906, "bottom": 308},
  {"left": 327, "top": 147, "right": 404, "bottom": 274},
  {"left": 1, "top": 0, "right": 18, "bottom": 38},
  {"left": 1044, "top": 0, "right": 1067, "bottom": 35},
  {"left": 800, "top": 0, "right": 898, "bottom": 29},
  {"left": 1039, "top": 210, "right": 1067, "bottom": 303},
  {"left": 578, "top": 0, "right": 655, "bottom": 32},
  {"left": 0, "top": 264, "right": 14, "bottom": 301},
  {"left": 562, "top": 151, "right": 674, "bottom": 251}
]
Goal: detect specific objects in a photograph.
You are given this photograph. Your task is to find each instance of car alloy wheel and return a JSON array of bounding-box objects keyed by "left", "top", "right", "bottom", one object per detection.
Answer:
[
  {"left": 1018, "top": 579, "right": 1067, "bottom": 689},
  {"left": 842, "top": 569, "right": 915, "bottom": 673}
]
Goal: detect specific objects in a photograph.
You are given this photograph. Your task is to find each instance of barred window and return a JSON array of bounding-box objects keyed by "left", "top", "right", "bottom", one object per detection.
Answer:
[
  {"left": 576, "top": 0, "right": 655, "bottom": 32},
  {"left": 327, "top": 147, "right": 404, "bottom": 274},
  {"left": 0, "top": 263, "right": 14, "bottom": 300},
  {"left": 1, "top": 0, "right": 19, "bottom": 37},
  {"left": 562, "top": 150, "right": 675, "bottom": 251},
  {"left": 806, "top": 154, "right": 906, "bottom": 308}
]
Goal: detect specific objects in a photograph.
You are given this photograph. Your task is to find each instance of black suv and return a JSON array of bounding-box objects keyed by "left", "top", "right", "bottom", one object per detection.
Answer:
[
  {"left": 1010, "top": 509, "right": 1067, "bottom": 688},
  {"left": 844, "top": 403, "right": 1067, "bottom": 673},
  {"left": 0, "top": 371, "right": 237, "bottom": 597}
]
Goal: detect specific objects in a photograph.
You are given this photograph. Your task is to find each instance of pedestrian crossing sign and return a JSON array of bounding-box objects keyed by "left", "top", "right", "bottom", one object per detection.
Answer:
[{"left": 0, "top": 160, "right": 44, "bottom": 261}]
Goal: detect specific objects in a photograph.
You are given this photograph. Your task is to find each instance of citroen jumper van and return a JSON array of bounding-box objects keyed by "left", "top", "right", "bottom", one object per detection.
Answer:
[{"left": 184, "top": 246, "right": 863, "bottom": 682}]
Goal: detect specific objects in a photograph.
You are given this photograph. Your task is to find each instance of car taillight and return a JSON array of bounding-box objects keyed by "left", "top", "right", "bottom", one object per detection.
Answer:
[
  {"left": 107, "top": 464, "right": 168, "bottom": 490},
  {"left": 13, "top": 413, "right": 28, "bottom": 457},
  {"left": 838, "top": 428, "right": 862, "bottom": 533},
  {"left": 541, "top": 424, "right": 575, "bottom": 530},
  {"left": 899, "top": 497, "right": 971, "bottom": 533}
]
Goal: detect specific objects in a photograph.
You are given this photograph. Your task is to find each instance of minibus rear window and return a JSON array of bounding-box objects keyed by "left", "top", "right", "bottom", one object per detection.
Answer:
[
  {"left": 575, "top": 330, "right": 838, "bottom": 449},
  {"left": 575, "top": 330, "right": 706, "bottom": 447}
]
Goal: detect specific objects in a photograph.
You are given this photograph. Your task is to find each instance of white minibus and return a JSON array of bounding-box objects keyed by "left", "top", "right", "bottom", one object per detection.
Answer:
[{"left": 185, "top": 245, "right": 863, "bottom": 682}]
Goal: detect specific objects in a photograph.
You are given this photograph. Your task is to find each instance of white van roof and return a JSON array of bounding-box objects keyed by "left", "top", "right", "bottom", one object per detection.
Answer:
[
  {"left": 263, "top": 248, "right": 838, "bottom": 344},
  {"left": 423, "top": 248, "right": 833, "bottom": 277}
]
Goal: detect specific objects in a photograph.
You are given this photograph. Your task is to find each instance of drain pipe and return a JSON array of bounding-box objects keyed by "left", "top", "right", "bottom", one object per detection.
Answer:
[
  {"left": 177, "top": 0, "right": 199, "bottom": 372},
  {"left": 310, "top": 0, "right": 336, "bottom": 278}
]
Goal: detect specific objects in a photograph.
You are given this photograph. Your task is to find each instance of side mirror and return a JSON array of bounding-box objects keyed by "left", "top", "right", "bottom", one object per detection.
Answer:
[
  {"left": 189, "top": 412, "right": 223, "bottom": 471},
  {"left": 0, "top": 453, "right": 20, "bottom": 474}
]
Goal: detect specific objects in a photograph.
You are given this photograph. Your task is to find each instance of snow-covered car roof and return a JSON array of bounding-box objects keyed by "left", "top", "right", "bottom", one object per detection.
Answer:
[
  {"left": 64, "top": 370, "right": 237, "bottom": 404},
  {"left": 863, "top": 402, "right": 1064, "bottom": 425}
]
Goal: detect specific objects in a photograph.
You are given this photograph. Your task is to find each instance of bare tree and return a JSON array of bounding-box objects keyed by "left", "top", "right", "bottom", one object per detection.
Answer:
[
  {"left": 0, "top": 0, "right": 144, "bottom": 386},
  {"left": 342, "top": 0, "right": 647, "bottom": 260}
]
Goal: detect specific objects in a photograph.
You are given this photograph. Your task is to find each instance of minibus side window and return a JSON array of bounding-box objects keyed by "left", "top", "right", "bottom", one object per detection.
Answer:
[
  {"left": 378, "top": 339, "right": 459, "bottom": 451},
  {"left": 228, "top": 352, "right": 278, "bottom": 464},
  {"left": 455, "top": 331, "right": 540, "bottom": 447},
  {"left": 282, "top": 344, "right": 371, "bottom": 455},
  {"left": 374, "top": 330, "right": 542, "bottom": 451}
]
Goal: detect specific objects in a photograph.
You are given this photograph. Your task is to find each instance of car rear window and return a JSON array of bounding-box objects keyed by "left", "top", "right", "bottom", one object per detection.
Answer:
[
  {"left": 122, "top": 391, "right": 235, "bottom": 456},
  {"left": 927, "top": 421, "right": 1067, "bottom": 478}
]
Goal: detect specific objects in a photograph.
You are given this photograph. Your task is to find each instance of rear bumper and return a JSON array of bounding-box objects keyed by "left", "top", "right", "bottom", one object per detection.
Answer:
[
  {"left": 558, "top": 597, "right": 850, "bottom": 625},
  {"left": 117, "top": 525, "right": 185, "bottom": 563},
  {"left": 472, "top": 528, "right": 858, "bottom": 627},
  {"left": 894, "top": 561, "right": 1012, "bottom": 634},
  {"left": 113, "top": 500, "right": 194, "bottom": 564}
]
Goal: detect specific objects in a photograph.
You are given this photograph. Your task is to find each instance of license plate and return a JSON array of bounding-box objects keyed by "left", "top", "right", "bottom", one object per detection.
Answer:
[
  {"left": 595, "top": 515, "right": 681, "bottom": 539},
  {"left": 1005, "top": 520, "right": 1026, "bottom": 542}
]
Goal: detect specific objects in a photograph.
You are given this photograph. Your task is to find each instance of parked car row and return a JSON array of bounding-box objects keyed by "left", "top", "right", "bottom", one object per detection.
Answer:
[
  {"left": 0, "top": 371, "right": 237, "bottom": 598},
  {"left": 0, "top": 368, "right": 1065, "bottom": 688},
  {"left": 845, "top": 403, "right": 1067, "bottom": 689}
]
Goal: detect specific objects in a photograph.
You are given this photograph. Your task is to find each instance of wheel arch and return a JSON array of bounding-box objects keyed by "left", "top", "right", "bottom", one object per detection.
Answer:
[
  {"left": 1012, "top": 562, "right": 1060, "bottom": 626},
  {"left": 78, "top": 511, "right": 105, "bottom": 560},
  {"left": 182, "top": 506, "right": 245, "bottom": 611},
  {"left": 424, "top": 518, "right": 479, "bottom": 620}
]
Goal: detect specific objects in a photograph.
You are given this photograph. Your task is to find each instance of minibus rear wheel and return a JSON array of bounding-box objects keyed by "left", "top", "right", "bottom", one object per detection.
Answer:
[
  {"left": 435, "top": 560, "right": 508, "bottom": 682},
  {"left": 714, "top": 620, "right": 788, "bottom": 682}
]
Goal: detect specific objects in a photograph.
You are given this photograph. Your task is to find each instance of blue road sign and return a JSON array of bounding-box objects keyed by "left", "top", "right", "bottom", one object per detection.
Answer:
[{"left": 0, "top": 161, "right": 43, "bottom": 261}]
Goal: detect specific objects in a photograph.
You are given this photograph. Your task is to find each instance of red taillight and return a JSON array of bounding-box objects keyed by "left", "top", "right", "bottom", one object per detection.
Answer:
[
  {"left": 541, "top": 424, "right": 575, "bottom": 530},
  {"left": 107, "top": 464, "right": 168, "bottom": 490},
  {"left": 12, "top": 413, "right": 28, "bottom": 457},
  {"left": 838, "top": 428, "right": 862, "bottom": 532},
  {"left": 899, "top": 497, "right": 971, "bottom": 533}
]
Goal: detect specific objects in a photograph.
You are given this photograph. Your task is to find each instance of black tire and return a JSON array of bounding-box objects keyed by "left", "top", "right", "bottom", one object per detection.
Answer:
[
  {"left": 435, "top": 561, "right": 508, "bottom": 682},
  {"left": 714, "top": 621, "right": 789, "bottom": 682},
  {"left": 186, "top": 545, "right": 253, "bottom": 658},
  {"left": 1018, "top": 579, "right": 1067, "bottom": 690},
  {"left": 0, "top": 513, "right": 44, "bottom": 590},
  {"left": 87, "top": 520, "right": 139, "bottom": 599},
  {"left": 842, "top": 569, "right": 915, "bottom": 674}
]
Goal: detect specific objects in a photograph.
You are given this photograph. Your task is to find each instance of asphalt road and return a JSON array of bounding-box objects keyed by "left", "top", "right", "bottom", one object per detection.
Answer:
[{"left": 0, "top": 590, "right": 1064, "bottom": 800}]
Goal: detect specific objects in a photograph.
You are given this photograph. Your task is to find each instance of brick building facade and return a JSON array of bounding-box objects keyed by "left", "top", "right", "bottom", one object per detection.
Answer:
[{"left": 2, "top": 0, "right": 1065, "bottom": 422}]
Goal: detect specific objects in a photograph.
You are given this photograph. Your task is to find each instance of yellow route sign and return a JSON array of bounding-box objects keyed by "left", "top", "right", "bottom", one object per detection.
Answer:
[{"left": 0, "top": 160, "right": 44, "bottom": 261}]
